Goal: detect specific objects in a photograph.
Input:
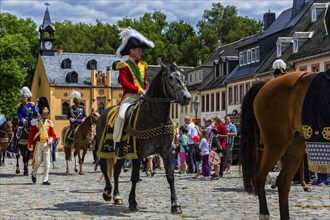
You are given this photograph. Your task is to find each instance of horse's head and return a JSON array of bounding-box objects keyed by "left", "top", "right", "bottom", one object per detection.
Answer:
[
  {"left": 90, "top": 112, "right": 100, "bottom": 124},
  {"left": 1, "top": 120, "right": 13, "bottom": 136},
  {"left": 153, "top": 62, "right": 191, "bottom": 105}
]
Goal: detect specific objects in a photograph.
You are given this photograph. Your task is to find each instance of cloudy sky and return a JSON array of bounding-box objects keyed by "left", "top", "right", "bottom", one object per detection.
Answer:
[{"left": 1, "top": 0, "right": 294, "bottom": 27}]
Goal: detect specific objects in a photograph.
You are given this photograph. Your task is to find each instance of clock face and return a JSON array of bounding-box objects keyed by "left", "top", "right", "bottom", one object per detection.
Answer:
[{"left": 44, "top": 41, "right": 53, "bottom": 50}]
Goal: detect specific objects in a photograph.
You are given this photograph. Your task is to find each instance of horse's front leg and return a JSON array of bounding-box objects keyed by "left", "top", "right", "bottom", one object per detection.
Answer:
[
  {"left": 65, "top": 147, "right": 71, "bottom": 173},
  {"left": 15, "top": 151, "right": 20, "bottom": 174},
  {"left": 298, "top": 154, "right": 310, "bottom": 192},
  {"left": 161, "top": 150, "right": 182, "bottom": 214},
  {"left": 128, "top": 158, "right": 141, "bottom": 211},
  {"left": 74, "top": 149, "right": 78, "bottom": 173},
  {"left": 113, "top": 158, "right": 125, "bottom": 205},
  {"left": 100, "top": 158, "right": 112, "bottom": 201},
  {"left": 23, "top": 147, "right": 31, "bottom": 176},
  {"left": 79, "top": 147, "right": 87, "bottom": 175}
]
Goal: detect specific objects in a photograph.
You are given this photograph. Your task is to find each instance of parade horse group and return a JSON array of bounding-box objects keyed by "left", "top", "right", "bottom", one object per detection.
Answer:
[
  {"left": 240, "top": 69, "right": 330, "bottom": 220},
  {"left": 95, "top": 62, "right": 191, "bottom": 213}
]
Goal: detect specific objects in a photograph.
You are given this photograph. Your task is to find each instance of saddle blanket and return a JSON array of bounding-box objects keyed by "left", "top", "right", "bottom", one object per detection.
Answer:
[
  {"left": 97, "top": 105, "right": 138, "bottom": 159},
  {"left": 302, "top": 71, "right": 330, "bottom": 173}
]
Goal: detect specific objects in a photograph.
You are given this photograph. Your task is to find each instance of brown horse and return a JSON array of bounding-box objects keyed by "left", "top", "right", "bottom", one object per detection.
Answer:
[
  {"left": 64, "top": 112, "right": 99, "bottom": 174},
  {"left": 0, "top": 120, "right": 13, "bottom": 166},
  {"left": 240, "top": 70, "right": 329, "bottom": 220}
]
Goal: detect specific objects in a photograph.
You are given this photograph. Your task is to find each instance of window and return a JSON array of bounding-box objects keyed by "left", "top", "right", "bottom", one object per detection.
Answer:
[
  {"left": 216, "top": 92, "right": 220, "bottom": 111},
  {"left": 251, "top": 48, "right": 256, "bottom": 63},
  {"left": 255, "top": 46, "right": 260, "bottom": 62},
  {"left": 65, "top": 71, "right": 78, "bottom": 84},
  {"left": 61, "top": 58, "right": 71, "bottom": 69},
  {"left": 234, "top": 86, "right": 239, "bottom": 104},
  {"left": 87, "top": 59, "right": 97, "bottom": 70},
  {"left": 311, "top": 9, "right": 317, "bottom": 22},
  {"left": 211, "top": 93, "right": 214, "bottom": 112},
  {"left": 62, "top": 101, "right": 70, "bottom": 115},
  {"left": 189, "top": 74, "right": 192, "bottom": 82},
  {"left": 293, "top": 37, "right": 298, "bottom": 53},
  {"left": 199, "top": 71, "right": 202, "bottom": 80},
  {"left": 202, "top": 95, "right": 205, "bottom": 112},
  {"left": 311, "top": 63, "right": 320, "bottom": 72},
  {"left": 276, "top": 42, "right": 282, "bottom": 57},
  {"left": 240, "top": 84, "right": 244, "bottom": 104},
  {"left": 299, "top": 66, "right": 307, "bottom": 71},
  {"left": 171, "top": 104, "right": 175, "bottom": 118},
  {"left": 98, "top": 102, "right": 104, "bottom": 115},
  {"left": 247, "top": 49, "right": 251, "bottom": 64},
  {"left": 221, "top": 92, "right": 226, "bottom": 111},
  {"left": 228, "top": 87, "right": 233, "bottom": 105},
  {"left": 243, "top": 50, "right": 247, "bottom": 65},
  {"left": 206, "top": 94, "right": 209, "bottom": 112},
  {"left": 325, "top": 61, "right": 330, "bottom": 70},
  {"left": 175, "top": 103, "right": 178, "bottom": 118},
  {"left": 239, "top": 52, "right": 243, "bottom": 66}
]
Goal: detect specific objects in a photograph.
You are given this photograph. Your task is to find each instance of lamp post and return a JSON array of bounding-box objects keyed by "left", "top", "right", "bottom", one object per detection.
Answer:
[{"left": 192, "top": 97, "right": 200, "bottom": 119}]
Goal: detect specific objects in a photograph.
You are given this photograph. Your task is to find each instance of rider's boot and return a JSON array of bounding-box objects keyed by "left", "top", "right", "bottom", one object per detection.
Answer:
[{"left": 114, "top": 142, "right": 124, "bottom": 158}]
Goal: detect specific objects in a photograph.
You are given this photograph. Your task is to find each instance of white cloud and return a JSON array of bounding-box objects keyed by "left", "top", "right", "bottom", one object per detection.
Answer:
[{"left": 1, "top": 0, "right": 293, "bottom": 27}]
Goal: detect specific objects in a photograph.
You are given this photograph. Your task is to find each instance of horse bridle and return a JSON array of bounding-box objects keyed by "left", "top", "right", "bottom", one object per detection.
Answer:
[{"left": 144, "top": 68, "right": 187, "bottom": 103}]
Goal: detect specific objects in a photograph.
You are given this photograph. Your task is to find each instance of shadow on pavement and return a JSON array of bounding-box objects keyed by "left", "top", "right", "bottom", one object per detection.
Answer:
[
  {"left": 213, "top": 187, "right": 245, "bottom": 193},
  {"left": 36, "top": 201, "right": 133, "bottom": 217},
  {"left": 0, "top": 173, "right": 28, "bottom": 178}
]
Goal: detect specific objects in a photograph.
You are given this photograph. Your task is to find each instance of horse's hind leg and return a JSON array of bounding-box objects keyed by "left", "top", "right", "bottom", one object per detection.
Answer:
[
  {"left": 298, "top": 154, "right": 310, "bottom": 192},
  {"left": 74, "top": 150, "right": 78, "bottom": 173},
  {"left": 15, "top": 152, "right": 20, "bottom": 174},
  {"left": 276, "top": 135, "right": 306, "bottom": 220},
  {"left": 128, "top": 158, "right": 141, "bottom": 211},
  {"left": 100, "top": 158, "right": 112, "bottom": 201},
  {"left": 65, "top": 147, "right": 71, "bottom": 173},
  {"left": 113, "top": 158, "right": 125, "bottom": 205},
  {"left": 161, "top": 150, "right": 182, "bottom": 214},
  {"left": 23, "top": 148, "right": 30, "bottom": 176}
]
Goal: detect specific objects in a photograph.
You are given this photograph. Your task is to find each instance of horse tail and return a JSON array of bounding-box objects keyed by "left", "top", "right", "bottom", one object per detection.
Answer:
[{"left": 240, "top": 82, "right": 265, "bottom": 195}]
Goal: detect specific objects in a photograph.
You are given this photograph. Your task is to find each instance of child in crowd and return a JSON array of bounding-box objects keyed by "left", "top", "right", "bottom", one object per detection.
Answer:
[
  {"left": 199, "top": 129, "right": 211, "bottom": 180},
  {"left": 178, "top": 126, "right": 188, "bottom": 176},
  {"left": 193, "top": 135, "right": 202, "bottom": 179},
  {"left": 210, "top": 128, "right": 223, "bottom": 180}
]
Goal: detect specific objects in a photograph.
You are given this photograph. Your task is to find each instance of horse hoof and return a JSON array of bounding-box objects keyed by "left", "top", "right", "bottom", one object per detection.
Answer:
[
  {"left": 79, "top": 172, "right": 84, "bottom": 175},
  {"left": 74, "top": 169, "right": 78, "bottom": 173},
  {"left": 171, "top": 205, "right": 182, "bottom": 214},
  {"left": 102, "top": 193, "right": 112, "bottom": 201},
  {"left": 16, "top": 169, "right": 20, "bottom": 174},
  {"left": 114, "top": 196, "right": 123, "bottom": 205},
  {"left": 303, "top": 187, "right": 311, "bottom": 192},
  {"left": 129, "top": 204, "right": 140, "bottom": 211},
  {"left": 24, "top": 171, "right": 28, "bottom": 176}
]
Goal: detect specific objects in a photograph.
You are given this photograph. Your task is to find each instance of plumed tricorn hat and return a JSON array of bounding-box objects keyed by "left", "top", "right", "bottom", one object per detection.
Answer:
[
  {"left": 272, "top": 59, "right": 287, "bottom": 76},
  {"left": 36, "top": 97, "right": 50, "bottom": 115},
  {"left": 116, "top": 27, "right": 154, "bottom": 58},
  {"left": 70, "top": 90, "right": 81, "bottom": 101},
  {"left": 20, "top": 86, "right": 32, "bottom": 98}
]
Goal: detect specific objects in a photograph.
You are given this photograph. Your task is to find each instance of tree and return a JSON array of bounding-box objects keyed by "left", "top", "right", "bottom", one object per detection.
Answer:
[{"left": 197, "top": 3, "right": 262, "bottom": 61}]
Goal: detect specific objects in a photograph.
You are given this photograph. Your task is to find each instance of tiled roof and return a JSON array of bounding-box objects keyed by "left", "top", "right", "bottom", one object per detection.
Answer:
[{"left": 42, "top": 52, "right": 121, "bottom": 88}]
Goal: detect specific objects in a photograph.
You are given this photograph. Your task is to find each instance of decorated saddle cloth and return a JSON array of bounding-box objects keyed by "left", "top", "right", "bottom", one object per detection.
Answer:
[
  {"left": 302, "top": 71, "right": 330, "bottom": 173},
  {"left": 97, "top": 104, "right": 140, "bottom": 159}
]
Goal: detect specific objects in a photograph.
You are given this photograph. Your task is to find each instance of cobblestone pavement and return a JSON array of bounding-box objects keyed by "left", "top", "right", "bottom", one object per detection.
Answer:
[{"left": 0, "top": 152, "right": 329, "bottom": 220}]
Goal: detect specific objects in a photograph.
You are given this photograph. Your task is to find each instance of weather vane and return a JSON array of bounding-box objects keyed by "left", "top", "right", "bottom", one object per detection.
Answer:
[{"left": 45, "top": 2, "right": 50, "bottom": 7}]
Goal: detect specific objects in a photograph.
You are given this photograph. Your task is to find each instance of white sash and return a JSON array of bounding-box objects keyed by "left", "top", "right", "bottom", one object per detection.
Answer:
[{"left": 33, "top": 119, "right": 49, "bottom": 141}]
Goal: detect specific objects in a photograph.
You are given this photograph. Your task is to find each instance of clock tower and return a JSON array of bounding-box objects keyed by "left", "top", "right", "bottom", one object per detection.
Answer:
[{"left": 39, "top": 3, "right": 55, "bottom": 56}]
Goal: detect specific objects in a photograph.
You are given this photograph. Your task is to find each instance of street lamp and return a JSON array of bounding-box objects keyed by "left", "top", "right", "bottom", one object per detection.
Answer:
[{"left": 192, "top": 97, "right": 200, "bottom": 119}]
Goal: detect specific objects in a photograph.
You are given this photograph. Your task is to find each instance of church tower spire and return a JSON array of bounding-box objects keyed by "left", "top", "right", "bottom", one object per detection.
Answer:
[{"left": 39, "top": 3, "right": 55, "bottom": 56}]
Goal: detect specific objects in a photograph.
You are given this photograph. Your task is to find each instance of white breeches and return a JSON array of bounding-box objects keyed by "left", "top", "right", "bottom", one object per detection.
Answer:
[
  {"left": 113, "top": 94, "right": 140, "bottom": 143},
  {"left": 32, "top": 142, "right": 51, "bottom": 182}
]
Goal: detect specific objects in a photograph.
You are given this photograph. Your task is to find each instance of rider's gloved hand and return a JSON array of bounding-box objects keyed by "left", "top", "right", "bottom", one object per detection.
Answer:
[
  {"left": 21, "top": 118, "right": 27, "bottom": 124},
  {"left": 47, "top": 140, "right": 53, "bottom": 145},
  {"left": 70, "top": 118, "right": 75, "bottom": 123}
]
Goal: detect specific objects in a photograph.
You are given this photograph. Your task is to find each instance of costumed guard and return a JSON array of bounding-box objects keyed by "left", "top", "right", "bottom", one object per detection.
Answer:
[
  {"left": 9, "top": 86, "right": 38, "bottom": 152},
  {"left": 272, "top": 59, "right": 287, "bottom": 78},
  {"left": 66, "top": 90, "right": 86, "bottom": 146},
  {"left": 29, "top": 97, "right": 56, "bottom": 185},
  {"left": 113, "top": 27, "right": 154, "bottom": 157}
]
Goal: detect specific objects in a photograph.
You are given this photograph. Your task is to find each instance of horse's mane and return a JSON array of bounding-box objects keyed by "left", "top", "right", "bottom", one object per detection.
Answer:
[{"left": 147, "top": 67, "right": 165, "bottom": 97}]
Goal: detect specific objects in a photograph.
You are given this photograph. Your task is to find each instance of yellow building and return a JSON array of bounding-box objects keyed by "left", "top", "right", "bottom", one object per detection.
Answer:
[{"left": 30, "top": 6, "right": 122, "bottom": 148}]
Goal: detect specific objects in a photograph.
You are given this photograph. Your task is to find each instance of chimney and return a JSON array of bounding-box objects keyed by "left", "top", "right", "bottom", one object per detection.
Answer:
[
  {"left": 263, "top": 10, "right": 276, "bottom": 31},
  {"left": 106, "top": 66, "right": 111, "bottom": 87},
  {"left": 291, "top": 0, "right": 305, "bottom": 18},
  {"left": 90, "top": 66, "right": 96, "bottom": 86},
  {"left": 197, "top": 59, "right": 202, "bottom": 66}
]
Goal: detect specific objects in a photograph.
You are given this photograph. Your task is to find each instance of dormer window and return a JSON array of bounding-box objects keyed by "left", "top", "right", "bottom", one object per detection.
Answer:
[
  {"left": 87, "top": 59, "right": 97, "bottom": 70},
  {"left": 293, "top": 32, "right": 314, "bottom": 53},
  {"left": 251, "top": 48, "right": 256, "bottom": 63},
  {"left": 66, "top": 71, "right": 78, "bottom": 84},
  {"left": 276, "top": 42, "right": 282, "bottom": 57},
  {"left": 293, "top": 37, "right": 299, "bottom": 53},
  {"left": 310, "top": 3, "right": 328, "bottom": 23},
  {"left": 239, "top": 52, "right": 243, "bottom": 66},
  {"left": 61, "top": 58, "right": 71, "bottom": 69}
]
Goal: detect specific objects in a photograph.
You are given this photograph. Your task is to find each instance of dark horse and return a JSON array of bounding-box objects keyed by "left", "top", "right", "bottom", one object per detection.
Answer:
[
  {"left": 64, "top": 112, "right": 99, "bottom": 174},
  {"left": 0, "top": 120, "right": 13, "bottom": 166},
  {"left": 240, "top": 70, "right": 329, "bottom": 220},
  {"left": 96, "top": 62, "right": 191, "bottom": 213},
  {"left": 14, "top": 115, "right": 33, "bottom": 175}
]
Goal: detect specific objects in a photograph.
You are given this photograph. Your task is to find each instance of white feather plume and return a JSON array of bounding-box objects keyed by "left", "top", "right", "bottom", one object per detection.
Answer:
[
  {"left": 272, "top": 59, "right": 287, "bottom": 70},
  {"left": 70, "top": 90, "right": 81, "bottom": 100},
  {"left": 20, "top": 86, "right": 32, "bottom": 98}
]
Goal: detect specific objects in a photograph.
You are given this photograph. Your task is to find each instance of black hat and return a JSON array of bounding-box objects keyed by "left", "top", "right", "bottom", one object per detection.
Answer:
[
  {"left": 116, "top": 27, "right": 154, "bottom": 58},
  {"left": 36, "top": 97, "right": 50, "bottom": 115}
]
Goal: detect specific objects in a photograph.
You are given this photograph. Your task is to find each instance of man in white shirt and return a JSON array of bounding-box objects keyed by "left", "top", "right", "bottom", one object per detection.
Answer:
[{"left": 184, "top": 116, "right": 198, "bottom": 173}]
